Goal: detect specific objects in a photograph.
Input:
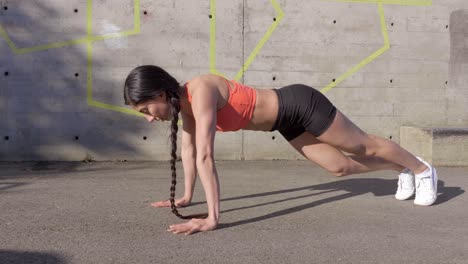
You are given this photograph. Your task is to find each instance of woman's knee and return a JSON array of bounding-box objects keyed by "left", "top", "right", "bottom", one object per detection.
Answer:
[
  {"left": 327, "top": 159, "right": 354, "bottom": 177},
  {"left": 364, "top": 134, "right": 396, "bottom": 157}
]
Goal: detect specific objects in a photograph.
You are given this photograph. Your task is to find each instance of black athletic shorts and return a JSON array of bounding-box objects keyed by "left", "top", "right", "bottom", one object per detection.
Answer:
[{"left": 270, "top": 84, "right": 337, "bottom": 141}]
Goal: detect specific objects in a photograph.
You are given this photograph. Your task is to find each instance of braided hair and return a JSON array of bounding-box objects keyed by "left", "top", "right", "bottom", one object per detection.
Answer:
[{"left": 124, "top": 65, "right": 207, "bottom": 219}]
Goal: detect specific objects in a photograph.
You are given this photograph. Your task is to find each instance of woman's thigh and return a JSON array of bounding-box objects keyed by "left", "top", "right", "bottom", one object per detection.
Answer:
[
  {"left": 316, "top": 109, "right": 375, "bottom": 155},
  {"left": 289, "top": 131, "right": 351, "bottom": 175}
]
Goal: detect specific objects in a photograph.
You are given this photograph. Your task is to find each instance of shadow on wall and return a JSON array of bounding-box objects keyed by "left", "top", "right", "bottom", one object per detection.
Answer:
[
  {"left": 0, "top": 250, "right": 67, "bottom": 264},
  {"left": 0, "top": 2, "right": 159, "bottom": 162}
]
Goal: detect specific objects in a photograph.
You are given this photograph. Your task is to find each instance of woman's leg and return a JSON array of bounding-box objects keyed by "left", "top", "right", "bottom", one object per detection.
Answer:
[
  {"left": 289, "top": 131, "right": 406, "bottom": 176},
  {"left": 316, "top": 110, "right": 428, "bottom": 175}
]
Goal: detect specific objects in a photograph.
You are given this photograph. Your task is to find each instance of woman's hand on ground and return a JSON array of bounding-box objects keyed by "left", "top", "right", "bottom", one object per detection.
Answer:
[
  {"left": 151, "top": 197, "right": 191, "bottom": 208},
  {"left": 167, "top": 218, "right": 218, "bottom": 235}
]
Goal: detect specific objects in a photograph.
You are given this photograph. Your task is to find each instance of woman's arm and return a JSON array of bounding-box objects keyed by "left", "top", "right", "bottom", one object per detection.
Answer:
[
  {"left": 180, "top": 111, "right": 197, "bottom": 202},
  {"left": 191, "top": 82, "right": 220, "bottom": 223},
  {"left": 167, "top": 78, "right": 220, "bottom": 235}
]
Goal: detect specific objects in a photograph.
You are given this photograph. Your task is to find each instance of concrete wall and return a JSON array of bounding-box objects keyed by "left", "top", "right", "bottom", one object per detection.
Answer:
[{"left": 0, "top": 0, "right": 467, "bottom": 161}]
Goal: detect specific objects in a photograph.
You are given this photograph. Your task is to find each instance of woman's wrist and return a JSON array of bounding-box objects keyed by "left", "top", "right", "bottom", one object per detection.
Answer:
[
  {"left": 207, "top": 213, "right": 220, "bottom": 224},
  {"left": 183, "top": 193, "right": 193, "bottom": 202},
  {"left": 206, "top": 216, "right": 219, "bottom": 228}
]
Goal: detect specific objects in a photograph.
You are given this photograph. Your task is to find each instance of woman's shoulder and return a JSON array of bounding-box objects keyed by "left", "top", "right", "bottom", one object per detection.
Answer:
[
  {"left": 186, "top": 74, "right": 227, "bottom": 94},
  {"left": 187, "top": 74, "right": 225, "bottom": 85}
]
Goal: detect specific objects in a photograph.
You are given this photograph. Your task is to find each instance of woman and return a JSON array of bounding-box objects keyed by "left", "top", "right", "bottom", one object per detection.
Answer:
[{"left": 123, "top": 65, "right": 438, "bottom": 235}]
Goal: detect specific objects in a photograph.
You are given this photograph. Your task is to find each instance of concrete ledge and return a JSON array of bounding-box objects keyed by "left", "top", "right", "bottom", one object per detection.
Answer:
[{"left": 400, "top": 126, "right": 468, "bottom": 166}]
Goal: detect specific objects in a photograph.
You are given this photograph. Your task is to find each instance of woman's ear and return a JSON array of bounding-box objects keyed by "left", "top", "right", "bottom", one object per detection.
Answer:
[{"left": 158, "top": 91, "right": 167, "bottom": 101}]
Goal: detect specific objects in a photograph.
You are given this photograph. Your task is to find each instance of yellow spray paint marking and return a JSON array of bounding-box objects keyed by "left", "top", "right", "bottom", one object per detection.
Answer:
[
  {"left": 234, "top": 0, "right": 285, "bottom": 82},
  {"left": 1, "top": 0, "right": 432, "bottom": 119},
  {"left": 320, "top": 3, "right": 390, "bottom": 93},
  {"left": 85, "top": 0, "right": 144, "bottom": 116},
  {"left": 209, "top": 0, "right": 430, "bottom": 94},
  {"left": 319, "top": 0, "right": 431, "bottom": 93},
  {"left": 0, "top": 0, "right": 144, "bottom": 117},
  {"left": 210, "top": 0, "right": 285, "bottom": 82}
]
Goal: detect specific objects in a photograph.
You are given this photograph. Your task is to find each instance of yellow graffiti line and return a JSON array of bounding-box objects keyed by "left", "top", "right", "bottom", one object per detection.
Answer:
[
  {"left": 324, "top": 0, "right": 431, "bottom": 5},
  {"left": 0, "top": 0, "right": 141, "bottom": 53},
  {"left": 86, "top": 41, "right": 143, "bottom": 116},
  {"left": 21, "top": 38, "right": 92, "bottom": 54},
  {"left": 1, "top": 0, "right": 142, "bottom": 117},
  {"left": 320, "top": 3, "right": 389, "bottom": 93},
  {"left": 234, "top": 0, "right": 285, "bottom": 82},
  {"left": 84, "top": 0, "right": 143, "bottom": 116},
  {"left": 88, "top": 98, "right": 144, "bottom": 116},
  {"left": 0, "top": 24, "right": 15, "bottom": 51},
  {"left": 209, "top": 0, "right": 284, "bottom": 82}
]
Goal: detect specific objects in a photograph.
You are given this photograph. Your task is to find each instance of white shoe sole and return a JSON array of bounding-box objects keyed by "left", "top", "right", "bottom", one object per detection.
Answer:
[{"left": 395, "top": 191, "right": 415, "bottom": 201}]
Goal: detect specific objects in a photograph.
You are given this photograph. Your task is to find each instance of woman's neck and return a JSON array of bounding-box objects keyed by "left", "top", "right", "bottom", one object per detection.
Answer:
[{"left": 178, "top": 85, "right": 190, "bottom": 114}]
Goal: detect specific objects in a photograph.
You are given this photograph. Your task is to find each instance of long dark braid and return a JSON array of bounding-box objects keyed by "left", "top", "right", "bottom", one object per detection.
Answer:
[
  {"left": 168, "top": 93, "right": 186, "bottom": 219},
  {"left": 168, "top": 92, "right": 208, "bottom": 220},
  {"left": 124, "top": 65, "right": 207, "bottom": 219}
]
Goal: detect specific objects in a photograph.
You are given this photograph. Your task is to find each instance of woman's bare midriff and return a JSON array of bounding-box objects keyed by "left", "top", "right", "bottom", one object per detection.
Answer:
[{"left": 244, "top": 88, "right": 279, "bottom": 131}]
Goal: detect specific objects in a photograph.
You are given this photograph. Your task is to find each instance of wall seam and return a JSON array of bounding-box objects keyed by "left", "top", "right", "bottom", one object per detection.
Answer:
[{"left": 241, "top": 0, "right": 246, "bottom": 160}]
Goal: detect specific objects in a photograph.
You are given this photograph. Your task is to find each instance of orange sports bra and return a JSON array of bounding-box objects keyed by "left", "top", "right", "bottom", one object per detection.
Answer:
[{"left": 185, "top": 79, "right": 257, "bottom": 132}]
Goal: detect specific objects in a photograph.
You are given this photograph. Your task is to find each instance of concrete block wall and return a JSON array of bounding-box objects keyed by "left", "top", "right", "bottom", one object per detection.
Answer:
[
  {"left": 0, "top": 0, "right": 467, "bottom": 161},
  {"left": 400, "top": 126, "right": 468, "bottom": 166}
]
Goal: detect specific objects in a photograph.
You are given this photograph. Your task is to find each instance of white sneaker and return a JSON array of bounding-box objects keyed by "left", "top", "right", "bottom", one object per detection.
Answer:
[
  {"left": 414, "top": 157, "right": 438, "bottom": 206},
  {"left": 395, "top": 168, "right": 415, "bottom": 200}
]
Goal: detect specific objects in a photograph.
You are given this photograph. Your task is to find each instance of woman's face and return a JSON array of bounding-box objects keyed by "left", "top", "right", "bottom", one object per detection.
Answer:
[{"left": 133, "top": 93, "right": 171, "bottom": 122}]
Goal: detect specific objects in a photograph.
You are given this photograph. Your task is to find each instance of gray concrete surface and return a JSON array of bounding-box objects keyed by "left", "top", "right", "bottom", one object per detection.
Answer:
[
  {"left": 0, "top": 161, "right": 467, "bottom": 264},
  {"left": 400, "top": 126, "right": 468, "bottom": 166},
  {"left": 1, "top": 1, "right": 468, "bottom": 161}
]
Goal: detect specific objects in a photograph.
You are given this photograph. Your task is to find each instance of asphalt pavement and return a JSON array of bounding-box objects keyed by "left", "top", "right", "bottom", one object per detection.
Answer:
[{"left": 0, "top": 160, "right": 466, "bottom": 264}]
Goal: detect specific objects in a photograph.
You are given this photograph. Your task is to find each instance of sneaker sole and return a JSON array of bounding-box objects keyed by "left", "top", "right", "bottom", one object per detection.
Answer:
[{"left": 395, "top": 193, "right": 415, "bottom": 200}]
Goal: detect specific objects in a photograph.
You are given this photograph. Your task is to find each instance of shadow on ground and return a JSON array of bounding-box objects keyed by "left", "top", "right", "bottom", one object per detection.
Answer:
[
  {"left": 213, "top": 178, "right": 464, "bottom": 229},
  {"left": 0, "top": 250, "right": 67, "bottom": 264}
]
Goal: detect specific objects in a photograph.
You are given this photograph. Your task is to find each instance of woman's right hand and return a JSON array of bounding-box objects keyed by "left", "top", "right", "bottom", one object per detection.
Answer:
[{"left": 151, "top": 197, "right": 191, "bottom": 208}]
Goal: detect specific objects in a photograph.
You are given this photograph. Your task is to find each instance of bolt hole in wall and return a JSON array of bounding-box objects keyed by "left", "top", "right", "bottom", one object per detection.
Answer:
[
  {"left": 4, "top": 136, "right": 9, "bottom": 141},
  {"left": 333, "top": 20, "right": 336, "bottom": 24},
  {"left": 272, "top": 76, "right": 276, "bottom": 81},
  {"left": 143, "top": 136, "right": 147, "bottom": 140},
  {"left": 75, "top": 73, "right": 79, "bottom": 77},
  {"left": 391, "top": 22, "right": 394, "bottom": 26},
  {"left": 75, "top": 136, "right": 79, "bottom": 141},
  {"left": 272, "top": 136, "right": 275, "bottom": 140},
  {"left": 390, "top": 79, "right": 393, "bottom": 83},
  {"left": 143, "top": 11, "right": 147, "bottom": 15},
  {"left": 4, "top": 71, "right": 9, "bottom": 76},
  {"left": 3, "top": 6, "right": 7, "bottom": 11},
  {"left": 74, "top": 8, "right": 78, "bottom": 13},
  {"left": 209, "top": 14, "right": 212, "bottom": 19}
]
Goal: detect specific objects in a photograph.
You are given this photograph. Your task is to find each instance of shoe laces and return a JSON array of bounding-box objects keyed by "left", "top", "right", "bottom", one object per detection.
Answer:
[
  {"left": 416, "top": 174, "right": 434, "bottom": 194},
  {"left": 398, "top": 173, "right": 414, "bottom": 191}
]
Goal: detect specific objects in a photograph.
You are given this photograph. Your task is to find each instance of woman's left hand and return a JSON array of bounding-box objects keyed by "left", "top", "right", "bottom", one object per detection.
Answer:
[{"left": 167, "top": 218, "right": 218, "bottom": 235}]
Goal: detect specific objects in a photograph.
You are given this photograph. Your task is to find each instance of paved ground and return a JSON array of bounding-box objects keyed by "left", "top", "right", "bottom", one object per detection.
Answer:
[{"left": 0, "top": 160, "right": 467, "bottom": 264}]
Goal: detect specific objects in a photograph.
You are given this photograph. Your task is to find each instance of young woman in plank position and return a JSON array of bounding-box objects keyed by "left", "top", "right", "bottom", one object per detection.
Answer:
[{"left": 123, "top": 65, "right": 438, "bottom": 235}]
